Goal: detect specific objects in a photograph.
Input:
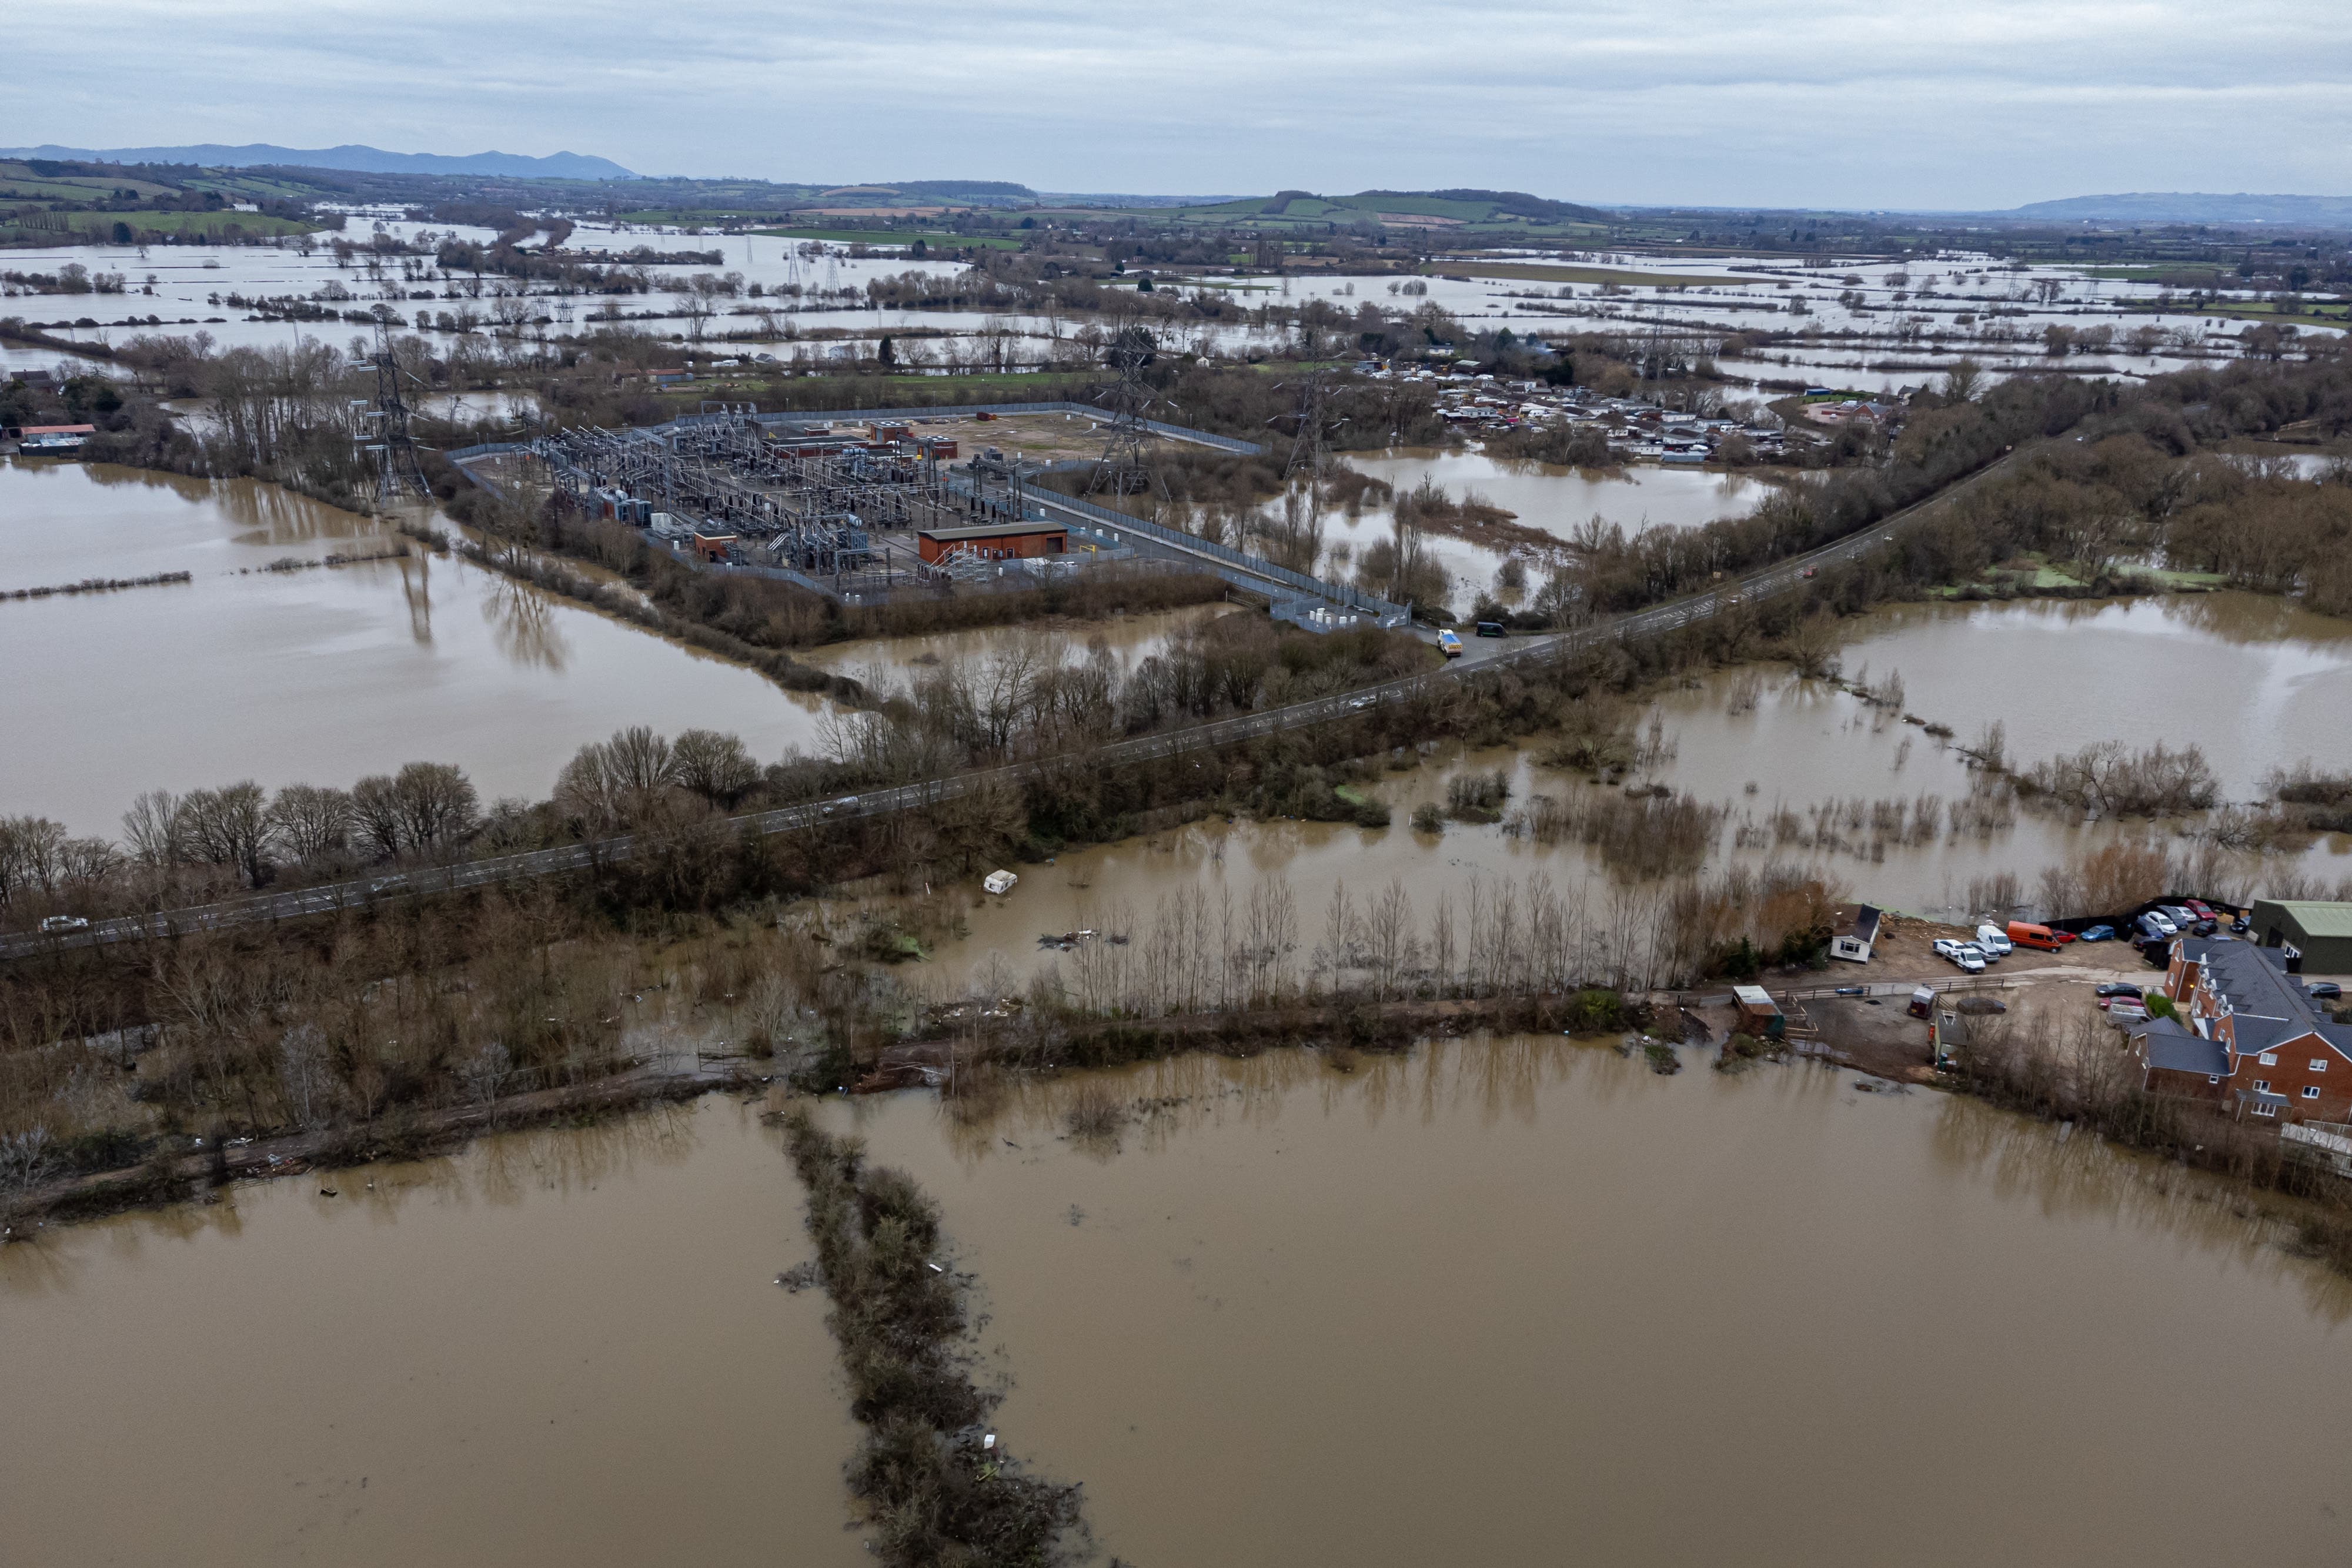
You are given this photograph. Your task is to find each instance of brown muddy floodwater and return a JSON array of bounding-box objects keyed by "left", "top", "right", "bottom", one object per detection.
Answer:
[
  {"left": 0, "top": 460, "right": 838, "bottom": 835},
  {"left": 0, "top": 1099, "right": 866, "bottom": 1568},
  {"left": 837, "top": 1042, "right": 2352, "bottom": 1566},
  {"left": 12, "top": 1044, "right": 2351, "bottom": 1566}
]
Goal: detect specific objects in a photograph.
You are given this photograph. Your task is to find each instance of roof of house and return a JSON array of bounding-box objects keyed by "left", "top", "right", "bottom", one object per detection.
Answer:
[
  {"left": 1833, "top": 902, "right": 1882, "bottom": 943},
  {"left": 20, "top": 424, "right": 97, "bottom": 435},
  {"left": 918, "top": 521, "right": 1068, "bottom": 543},
  {"left": 2136, "top": 1017, "right": 2228, "bottom": 1076},
  {"left": 2191, "top": 937, "right": 2352, "bottom": 1063},
  {"left": 2258, "top": 901, "right": 2352, "bottom": 940}
]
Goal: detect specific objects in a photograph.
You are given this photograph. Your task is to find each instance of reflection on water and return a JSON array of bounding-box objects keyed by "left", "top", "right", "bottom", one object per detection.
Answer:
[
  {"left": 838, "top": 1039, "right": 2352, "bottom": 1567},
  {"left": 0, "top": 463, "right": 841, "bottom": 833}
]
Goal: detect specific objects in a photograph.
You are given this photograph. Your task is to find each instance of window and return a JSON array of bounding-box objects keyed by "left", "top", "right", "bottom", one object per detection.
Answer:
[
  {"left": 2304, "top": 1087, "right": 2323, "bottom": 1100},
  {"left": 2253, "top": 1079, "right": 2271, "bottom": 1094},
  {"left": 2209, "top": 1075, "right": 2223, "bottom": 1085},
  {"left": 2259, "top": 1052, "right": 2278, "bottom": 1066},
  {"left": 2312, "top": 1060, "right": 2329, "bottom": 1073},
  {"left": 2254, "top": 1103, "right": 2278, "bottom": 1118}
]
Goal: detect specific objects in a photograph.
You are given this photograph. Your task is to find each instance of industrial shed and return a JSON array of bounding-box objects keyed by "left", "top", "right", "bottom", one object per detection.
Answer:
[
  {"left": 916, "top": 521, "right": 1068, "bottom": 564},
  {"left": 2248, "top": 900, "right": 2352, "bottom": 975}
]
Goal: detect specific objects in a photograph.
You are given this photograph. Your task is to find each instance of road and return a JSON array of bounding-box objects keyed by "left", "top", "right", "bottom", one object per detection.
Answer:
[{"left": 1, "top": 448, "right": 2022, "bottom": 961}]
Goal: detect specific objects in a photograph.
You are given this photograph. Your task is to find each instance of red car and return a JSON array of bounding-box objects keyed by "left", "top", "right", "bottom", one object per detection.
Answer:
[
  {"left": 2050, "top": 928, "right": 2078, "bottom": 944},
  {"left": 2184, "top": 900, "right": 2216, "bottom": 921}
]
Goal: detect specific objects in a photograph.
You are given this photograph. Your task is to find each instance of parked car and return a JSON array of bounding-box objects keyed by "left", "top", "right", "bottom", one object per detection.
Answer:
[
  {"left": 2095, "top": 982, "right": 2144, "bottom": 999},
  {"left": 2137, "top": 912, "right": 2177, "bottom": 939},
  {"left": 1475, "top": 620, "right": 1506, "bottom": 637},
  {"left": 1933, "top": 938, "right": 1965, "bottom": 960},
  {"left": 2158, "top": 905, "right": 2213, "bottom": 935},
  {"left": 38, "top": 915, "right": 89, "bottom": 933},
  {"left": 2311, "top": 981, "right": 2345, "bottom": 1002},
  {"left": 1975, "top": 924, "right": 2013, "bottom": 958},
  {"left": 1438, "top": 629, "right": 1463, "bottom": 658},
  {"left": 2184, "top": 900, "right": 2216, "bottom": 922},
  {"left": 2077, "top": 925, "right": 2114, "bottom": 943},
  {"left": 2107, "top": 1001, "right": 2150, "bottom": 1025},
  {"left": 2007, "top": 920, "right": 2063, "bottom": 952},
  {"left": 1952, "top": 945, "right": 1987, "bottom": 974}
]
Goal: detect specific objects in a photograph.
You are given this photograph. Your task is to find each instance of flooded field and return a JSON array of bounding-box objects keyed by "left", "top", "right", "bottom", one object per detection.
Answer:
[
  {"left": 15, "top": 1046, "right": 2350, "bottom": 1566},
  {"left": 924, "top": 590, "right": 2352, "bottom": 988},
  {"left": 794, "top": 600, "right": 1238, "bottom": 682},
  {"left": 832, "top": 1044, "right": 2352, "bottom": 1566},
  {"left": 0, "top": 1101, "right": 867, "bottom": 1568},
  {"left": 0, "top": 460, "right": 837, "bottom": 835},
  {"left": 1349, "top": 446, "right": 1776, "bottom": 537}
]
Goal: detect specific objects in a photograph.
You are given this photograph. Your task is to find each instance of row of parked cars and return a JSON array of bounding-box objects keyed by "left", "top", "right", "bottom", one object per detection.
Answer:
[{"left": 1933, "top": 924, "right": 2017, "bottom": 974}]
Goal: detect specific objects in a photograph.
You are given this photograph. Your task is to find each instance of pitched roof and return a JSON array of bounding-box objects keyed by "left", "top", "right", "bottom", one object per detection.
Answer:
[
  {"left": 2136, "top": 1018, "right": 2227, "bottom": 1076},
  {"left": 2262, "top": 901, "right": 2352, "bottom": 940}
]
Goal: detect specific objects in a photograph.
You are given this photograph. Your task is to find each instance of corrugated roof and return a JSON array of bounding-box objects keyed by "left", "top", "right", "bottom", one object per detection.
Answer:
[
  {"left": 2264, "top": 901, "right": 2352, "bottom": 939},
  {"left": 919, "top": 521, "right": 1068, "bottom": 543}
]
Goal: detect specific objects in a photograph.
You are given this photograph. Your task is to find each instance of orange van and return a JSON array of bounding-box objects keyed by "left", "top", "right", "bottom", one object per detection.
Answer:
[{"left": 2007, "top": 920, "right": 2062, "bottom": 952}]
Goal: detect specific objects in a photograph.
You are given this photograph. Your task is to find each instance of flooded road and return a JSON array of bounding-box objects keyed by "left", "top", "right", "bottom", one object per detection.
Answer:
[
  {"left": 835, "top": 1042, "right": 2352, "bottom": 1566},
  {"left": 0, "top": 1101, "right": 866, "bottom": 1568},
  {"left": 0, "top": 460, "right": 840, "bottom": 834}
]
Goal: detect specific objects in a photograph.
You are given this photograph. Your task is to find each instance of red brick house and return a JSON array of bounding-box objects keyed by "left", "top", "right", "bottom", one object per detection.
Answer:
[{"left": 2131, "top": 937, "right": 2352, "bottom": 1124}]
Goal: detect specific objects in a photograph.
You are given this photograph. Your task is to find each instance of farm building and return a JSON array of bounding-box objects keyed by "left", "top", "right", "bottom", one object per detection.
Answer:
[{"left": 2247, "top": 900, "right": 2352, "bottom": 975}]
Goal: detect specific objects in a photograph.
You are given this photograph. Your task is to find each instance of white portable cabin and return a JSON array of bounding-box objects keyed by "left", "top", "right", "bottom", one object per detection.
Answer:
[{"left": 982, "top": 870, "right": 1018, "bottom": 896}]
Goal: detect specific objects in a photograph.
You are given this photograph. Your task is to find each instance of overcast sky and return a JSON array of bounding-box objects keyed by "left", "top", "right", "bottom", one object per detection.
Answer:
[{"left": 8, "top": 0, "right": 2348, "bottom": 208}]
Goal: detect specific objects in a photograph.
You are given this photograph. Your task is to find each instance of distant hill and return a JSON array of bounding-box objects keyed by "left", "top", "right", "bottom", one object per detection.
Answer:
[
  {"left": 2006, "top": 192, "right": 2352, "bottom": 227},
  {"left": 0, "top": 143, "right": 637, "bottom": 180},
  {"left": 1357, "top": 188, "right": 1613, "bottom": 225}
]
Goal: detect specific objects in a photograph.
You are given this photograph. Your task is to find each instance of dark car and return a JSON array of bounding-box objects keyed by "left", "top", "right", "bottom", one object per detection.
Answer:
[
  {"left": 2231, "top": 916, "right": 2250, "bottom": 934},
  {"left": 2095, "top": 983, "right": 2143, "bottom": 999},
  {"left": 1475, "top": 620, "right": 1506, "bottom": 637},
  {"left": 2311, "top": 982, "right": 2344, "bottom": 1002}
]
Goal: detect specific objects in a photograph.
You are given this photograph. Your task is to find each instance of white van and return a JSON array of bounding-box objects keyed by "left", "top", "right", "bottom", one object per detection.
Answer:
[{"left": 1975, "top": 924, "right": 2013, "bottom": 959}]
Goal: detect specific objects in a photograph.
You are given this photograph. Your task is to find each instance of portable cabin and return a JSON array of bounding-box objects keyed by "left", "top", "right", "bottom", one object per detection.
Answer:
[
  {"left": 982, "top": 870, "right": 1018, "bottom": 895},
  {"left": 1732, "top": 985, "right": 1785, "bottom": 1039}
]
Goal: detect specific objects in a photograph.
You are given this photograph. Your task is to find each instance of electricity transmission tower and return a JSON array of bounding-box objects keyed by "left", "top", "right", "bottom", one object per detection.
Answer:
[
  {"left": 1281, "top": 367, "right": 1346, "bottom": 485},
  {"left": 362, "top": 322, "right": 432, "bottom": 501},
  {"left": 1085, "top": 322, "right": 1166, "bottom": 499}
]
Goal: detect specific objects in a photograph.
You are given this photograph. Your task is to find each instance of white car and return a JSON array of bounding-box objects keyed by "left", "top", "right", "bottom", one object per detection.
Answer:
[
  {"left": 39, "top": 915, "right": 89, "bottom": 933},
  {"left": 1932, "top": 938, "right": 1965, "bottom": 960},
  {"left": 1950, "top": 944, "right": 1987, "bottom": 974}
]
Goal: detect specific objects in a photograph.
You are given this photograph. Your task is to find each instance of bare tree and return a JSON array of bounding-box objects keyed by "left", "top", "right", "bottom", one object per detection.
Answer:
[{"left": 266, "top": 784, "right": 354, "bottom": 863}]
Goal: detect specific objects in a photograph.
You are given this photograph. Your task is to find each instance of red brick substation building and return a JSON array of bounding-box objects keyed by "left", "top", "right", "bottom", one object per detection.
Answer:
[{"left": 915, "top": 521, "right": 1068, "bottom": 564}]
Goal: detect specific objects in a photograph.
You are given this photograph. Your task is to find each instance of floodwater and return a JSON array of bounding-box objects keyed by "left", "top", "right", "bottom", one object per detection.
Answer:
[
  {"left": 14, "top": 1044, "right": 2351, "bottom": 1566},
  {"left": 1820, "top": 594, "right": 2352, "bottom": 795},
  {"left": 0, "top": 1101, "right": 867, "bottom": 1568},
  {"left": 924, "top": 591, "right": 2352, "bottom": 987},
  {"left": 1351, "top": 446, "right": 1776, "bottom": 535},
  {"left": 828, "top": 1044, "right": 2352, "bottom": 1564},
  {"left": 794, "top": 601, "right": 1240, "bottom": 684},
  {"left": 0, "top": 460, "right": 836, "bottom": 835}
]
